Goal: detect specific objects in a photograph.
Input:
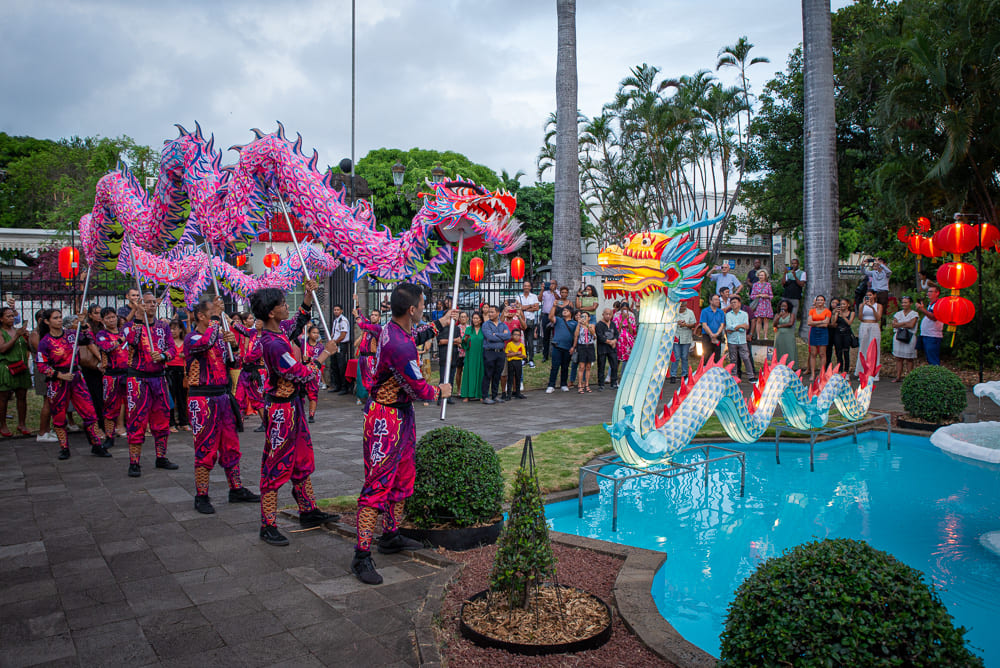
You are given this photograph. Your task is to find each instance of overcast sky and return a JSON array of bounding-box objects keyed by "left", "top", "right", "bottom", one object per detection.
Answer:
[{"left": 1, "top": 0, "right": 851, "bottom": 184}]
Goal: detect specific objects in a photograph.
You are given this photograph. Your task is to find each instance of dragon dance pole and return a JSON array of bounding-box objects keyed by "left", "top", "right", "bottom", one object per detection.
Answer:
[
  {"left": 274, "top": 194, "right": 332, "bottom": 340},
  {"left": 66, "top": 264, "right": 92, "bottom": 377},
  {"left": 126, "top": 235, "right": 156, "bottom": 356},
  {"left": 439, "top": 230, "right": 465, "bottom": 420},
  {"left": 203, "top": 239, "right": 235, "bottom": 363}
]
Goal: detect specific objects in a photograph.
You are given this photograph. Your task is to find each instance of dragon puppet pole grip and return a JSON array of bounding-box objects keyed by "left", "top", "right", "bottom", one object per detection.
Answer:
[
  {"left": 440, "top": 229, "right": 465, "bottom": 421},
  {"left": 204, "top": 239, "right": 235, "bottom": 363},
  {"left": 126, "top": 235, "right": 156, "bottom": 355},
  {"left": 275, "top": 194, "right": 332, "bottom": 340},
  {"left": 66, "top": 265, "right": 92, "bottom": 377}
]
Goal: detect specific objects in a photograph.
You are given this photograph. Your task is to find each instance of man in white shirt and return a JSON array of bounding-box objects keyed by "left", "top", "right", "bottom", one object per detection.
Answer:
[
  {"left": 710, "top": 264, "right": 742, "bottom": 296},
  {"left": 540, "top": 280, "right": 558, "bottom": 362},
  {"left": 516, "top": 281, "right": 540, "bottom": 367},
  {"left": 725, "top": 296, "right": 755, "bottom": 382},
  {"left": 669, "top": 301, "right": 698, "bottom": 383},
  {"left": 915, "top": 286, "right": 943, "bottom": 365},
  {"left": 863, "top": 257, "right": 892, "bottom": 327},
  {"left": 328, "top": 304, "right": 351, "bottom": 394}
]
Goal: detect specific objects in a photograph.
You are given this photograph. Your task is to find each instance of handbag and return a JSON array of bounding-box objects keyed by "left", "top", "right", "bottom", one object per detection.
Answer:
[
  {"left": 850, "top": 334, "right": 860, "bottom": 349},
  {"left": 7, "top": 360, "right": 27, "bottom": 375},
  {"left": 895, "top": 327, "right": 913, "bottom": 344}
]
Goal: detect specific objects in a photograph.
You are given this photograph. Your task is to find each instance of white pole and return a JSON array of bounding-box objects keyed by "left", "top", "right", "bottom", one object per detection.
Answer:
[
  {"left": 67, "top": 265, "right": 92, "bottom": 376},
  {"left": 275, "top": 194, "right": 332, "bottom": 340},
  {"left": 440, "top": 230, "right": 465, "bottom": 420},
  {"left": 127, "top": 235, "right": 156, "bottom": 355},
  {"left": 203, "top": 239, "right": 235, "bottom": 362}
]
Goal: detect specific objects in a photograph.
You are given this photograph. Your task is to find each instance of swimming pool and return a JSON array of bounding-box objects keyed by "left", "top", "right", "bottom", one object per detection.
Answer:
[{"left": 546, "top": 433, "right": 1000, "bottom": 665}]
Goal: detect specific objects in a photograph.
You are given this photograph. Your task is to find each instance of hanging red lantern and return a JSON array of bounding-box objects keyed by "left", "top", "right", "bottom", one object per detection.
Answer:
[
  {"left": 916, "top": 216, "right": 931, "bottom": 233},
  {"left": 934, "top": 296, "right": 976, "bottom": 327},
  {"left": 469, "top": 257, "right": 485, "bottom": 283},
  {"left": 262, "top": 252, "right": 281, "bottom": 269},
  {"left": 906, "top": 234, "right": 923, "bottom": 256},
  {"left": 934, "top": 222, "right": 978, "bottom": 255},
  {"left": 936, "top": 262, "right": 978, "bottom": 290},
  {"left": 896, "top": 225, "right": 911, "bottom": 243},
  {"left": 58, "top": 247, "right": 80, "bottom": 280},
  {"left": 235, "top": 254, "right": 247, "bottom": 268},
  {"left": 977, "top": 223, "right": 1000, "bottom": 250},
  {"left": 920, "top": 235, "right": 944, "bottom": 258},
  {"left": 510, "top": 257, "right": 525, "bottom": 282}
]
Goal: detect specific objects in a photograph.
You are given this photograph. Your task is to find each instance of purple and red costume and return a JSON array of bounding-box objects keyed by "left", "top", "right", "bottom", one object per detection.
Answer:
[
  {"left": 257, "top": 305, "right": 321, "bottom": 529},
  {"left": 36, "top": 330, "right": 104, "bottom": 453},
  {"left": 302, "top": 339, "right": 324, "bottom": 405},
  {"left": 232, "top": 321, "right": 265, "bottom": 416},
  {"left": 95, "top": 328, "right": 129, "bottom": 438},
  {"left": 123, "top": 318, "right": 174, "bottom": 465},
  {"left": 185, "top": 324, "right": 245, "bottom": 496},
  {"left": 356, "top": 320, "right": 382, "bottom": 397},
  {"left": 356, "top": 320, "right": 440, "bottom": 552}
]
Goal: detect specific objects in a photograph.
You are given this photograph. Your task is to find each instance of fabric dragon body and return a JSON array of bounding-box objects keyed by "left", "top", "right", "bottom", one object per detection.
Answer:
[
  {"left": 79, "top": 123, "right": 523, "bottom": 304},
  {"left": 599, "top": 213, "right": 880, "bottom": 468}
]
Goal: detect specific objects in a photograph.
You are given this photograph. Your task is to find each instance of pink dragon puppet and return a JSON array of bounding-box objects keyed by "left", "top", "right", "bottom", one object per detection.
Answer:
[{"left": 79, "top": 122, "right": 523, "bottom": 304}]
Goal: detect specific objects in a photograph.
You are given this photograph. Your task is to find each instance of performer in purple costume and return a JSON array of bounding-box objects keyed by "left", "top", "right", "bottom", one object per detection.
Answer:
[
  {"left": 352, "top": 283, "right": 454, "bottom": 585},
  {"left": 251, "top": 279, "right": 339, "bottom": 546},
  {"left": 231, "top": 314, "right": 266, "bottom": 432},
  {"left": 185, "top": 297, "right": 261, "bottom": 514},
  {"left": 94, "top": 306, "right": 128, "bottom": 450},
  {"left": 122, "top": 292, "right": 177, "bottom": 477},
  {"left": 36, "top": 309, "right": 110, "bottom": 460},
  {"left": 302, "top": 325, "right": 324, "bottom": 423}
]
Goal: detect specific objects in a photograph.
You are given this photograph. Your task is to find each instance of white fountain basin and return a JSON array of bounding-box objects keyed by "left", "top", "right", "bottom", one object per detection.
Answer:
[
  {"left": 930, "top": 422, "right": 1000, "bottom": 464},
  {"left": 974, "top": 381, "right": 1000, "bottom": 407}
]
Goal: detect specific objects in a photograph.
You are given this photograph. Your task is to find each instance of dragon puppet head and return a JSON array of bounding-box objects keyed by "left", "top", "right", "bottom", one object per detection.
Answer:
[
  {"left": 420, "top": 179, "right": 523, "bottom": 254},
  {"left": 598, "top": 211, "right": 725, "bottom": 302}
]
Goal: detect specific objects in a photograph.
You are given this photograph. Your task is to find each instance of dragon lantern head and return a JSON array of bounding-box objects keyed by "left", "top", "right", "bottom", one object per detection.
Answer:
[
  {"left": 421, "top": 179, "right": 523, "bottom": 254},
  {"left": 598, "top": 211, "right": 725, "bottom": 301}
]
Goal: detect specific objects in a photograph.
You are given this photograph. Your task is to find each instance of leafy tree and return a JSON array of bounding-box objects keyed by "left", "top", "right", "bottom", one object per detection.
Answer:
[{"left": 512, "top": 181, "right": 555, "bottom": 268}]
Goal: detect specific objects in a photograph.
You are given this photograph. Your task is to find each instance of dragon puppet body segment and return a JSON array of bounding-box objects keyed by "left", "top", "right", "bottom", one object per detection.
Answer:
[
  {"left": 80, "top": 122, "right": 524, "bottom": 303},
  {"left": 599, "top": 212, "right": 879, "bottom": 468}
]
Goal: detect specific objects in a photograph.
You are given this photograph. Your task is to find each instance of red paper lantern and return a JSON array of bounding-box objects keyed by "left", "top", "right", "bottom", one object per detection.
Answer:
[
  {"left": 920, "top": 235, "right": 943, "bottom": 258},
  {"left": 934, "top": 222, "right": 978, "bottom": 255},
  {"left": 978, "top": 223, "right": 1000, "bottom": 250},
  {"left": 469, "top": 257, "right": 485, "bottom": 283},
  {"left": 262, "top": 252, "right": 281, "bottom": 269},
  {"left": 510, "top": 257, "right": 525, "bottom": 282},
  {"left": 906, "top": 234, "right": 923, "bottom": 255},
  {"left": 896, "top": 225, "right": 911, "bottom": 243},
  {"left": 58, "top": 246, "right": 80, "bottom": 280},
  {"left": 936, "top": 261, "right": 978, "bottom": 290},
  {"left": 934, "top": 295, "right": 976, "bottom": 327},
  {"left": 916, "top": 216, "right": 931, "bottom": 233},
  {"left": 235, "top": 254, "right": 247, "bottom": 268}
]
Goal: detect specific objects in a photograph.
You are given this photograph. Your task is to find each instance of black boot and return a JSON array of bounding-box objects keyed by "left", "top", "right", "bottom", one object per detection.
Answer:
[
  {"left": 103, "top": 436, "right": 114, "bottom": 449},
  {"left": 127, "top": 463, "right": 141, "bottom": 477},
  {"left": 155, "top": 457, "right": 179, "bottom": 470},
  {"left": 58, "top": 448, "right": 70, "bottom": 460},
  {"left": 91, "top": 445, "right": 112, "bottom": 458},
  {"left": 228, "top": 487, "right": 260, "bottom": 503},
  {"left": 299, "top": 509, "right": 339, "bottom": 528},
  {"left": 194, "top": 494, "right": 215, "bottom": 514},
  {"left": 351, "top": 549, "right": 383, "bottom": 585},
  {"left": 307, "top": 415, "right": 315, "bottom": 423},
  {"left": 377, "top": 530, "right": 424, "bottom": 554},
  {"left": 259, "top": 525, "right": 289, "bottom": 546}
]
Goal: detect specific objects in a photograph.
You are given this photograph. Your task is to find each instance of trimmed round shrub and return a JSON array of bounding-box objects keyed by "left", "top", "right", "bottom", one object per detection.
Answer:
[
  {"left": 406, "top": 426, "right": 503, "bottom": 529},
  {"left": 900, "top": 364, "right": 967, "bottom": 422},
  {"left": 719, "top": 538, "right": 982, "bottom": 667}
]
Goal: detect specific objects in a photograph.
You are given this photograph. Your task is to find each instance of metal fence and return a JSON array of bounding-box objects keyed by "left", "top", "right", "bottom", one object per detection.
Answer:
[{"left": 365, "top": 275, "right": 524, "bottom": 316}]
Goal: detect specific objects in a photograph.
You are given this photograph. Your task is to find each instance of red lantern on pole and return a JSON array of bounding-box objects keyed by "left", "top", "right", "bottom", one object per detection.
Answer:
[
  {"left": 920, "top": 235, "right": 943, "bottom": 258},
  {"left": 510, "top": 257, "right": 525, "bottom": 282},
  {"left": 934, "top": 223, "right": 978, "bottom": 255},
  {"left": 58, "top": 247, "right": 80, "bottom": 280},
  {"left": 235, "top": 254, "right": 247, "bottom": 268},
  {"left": 916, "top": 216, "right": 931, "bottom": 233},
  {"left": 262, "top": 252, "right": 281, "bottom": 269},
  {"left": 977, "top": 222, "right": 1000, "bottom": 250},
  {"left": 906, "top": 234, "right": 923, "bottom": 256},
  {"left": 934, "top": 296, "right": 976, "bottom": 327},
  {"left": 896, "top": 225, "right": 910, "bottom": 243},
  {"left": 469, "top": 257, "right": 484, "bottom": 283},
  {"left": 936, "top": 261, "right": 978, "bottom": 290}
]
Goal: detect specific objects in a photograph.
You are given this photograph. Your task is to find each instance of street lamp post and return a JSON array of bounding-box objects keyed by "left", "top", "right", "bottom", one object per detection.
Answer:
[
  {"left": 431, "top": 162, "right": 445, "bottom": 184},
  {"left": 391, "top": 160, "right": 405, "bottom": 195}
]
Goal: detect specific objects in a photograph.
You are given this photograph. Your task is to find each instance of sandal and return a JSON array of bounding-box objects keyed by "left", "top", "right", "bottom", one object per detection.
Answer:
[
  {"left": 585, "top": 386, "right": 592, "bottom": 393},
  {"left": 577, "top": 387, "right": 585, "bottom": 394},
  {"left": 17, "top": 427, "right": 31, "bottom": 436},
  {"left": 0, "top": 428, "right": 11, "bottom": 438}
]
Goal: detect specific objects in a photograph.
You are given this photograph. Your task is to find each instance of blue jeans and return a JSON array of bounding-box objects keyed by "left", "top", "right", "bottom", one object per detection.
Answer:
[
  {"left": 922, "top": 336, "right": 942, "bottom": 365},
  {"left": 669, "top": 343, "right": 691, "bottom": 379},
  {"left": 548, "top": 346, "right": 570, "bottom": 388}
]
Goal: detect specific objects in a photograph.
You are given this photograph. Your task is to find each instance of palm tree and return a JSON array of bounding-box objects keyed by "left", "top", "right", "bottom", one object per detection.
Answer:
[
  {"left": 801, "top": 0, "right": 839, "bottom": 336},
  {"left": 553, "top": 0, "right": 581, "bottom": 291}
]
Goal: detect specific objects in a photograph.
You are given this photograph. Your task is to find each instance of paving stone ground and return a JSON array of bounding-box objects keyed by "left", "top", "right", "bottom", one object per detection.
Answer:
[{"left": 0, "top": 375, "right": 984, "bottom": 667}]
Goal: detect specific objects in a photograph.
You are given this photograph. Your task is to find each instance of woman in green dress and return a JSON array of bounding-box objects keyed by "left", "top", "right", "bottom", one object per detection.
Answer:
[
  {"left": 772, "top": 299, "right": 798, "bottom": 369},
  {"left": 460, "top": 312, "right": 485, "bottom": 401},
  {"left": 0, "top": 306, "right": 32, "bottom": 436}
]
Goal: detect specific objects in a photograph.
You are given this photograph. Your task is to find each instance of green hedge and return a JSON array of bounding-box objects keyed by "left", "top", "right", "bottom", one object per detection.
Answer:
[
  {"left": 406, "top": 426, "right": 503, "bottom": 528},
  {"left": 900, "top": 364, "right": 967, "bottom": 422},
  {"left": 719, "top": 538, "right": 982, "bottom": 667}
]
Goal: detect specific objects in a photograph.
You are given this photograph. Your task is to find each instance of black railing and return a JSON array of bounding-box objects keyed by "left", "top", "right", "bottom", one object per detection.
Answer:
[{"left": 365, "top": 275, "right": 524, "bottom": 315}]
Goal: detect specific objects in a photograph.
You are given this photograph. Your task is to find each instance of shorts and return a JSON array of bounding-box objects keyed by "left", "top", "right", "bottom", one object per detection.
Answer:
[
  {"left": 576, "top": 344, "right": 595, "bottom": 364},
  {"left": 809, "top": 327, "right": 829, "bottom": 347}
]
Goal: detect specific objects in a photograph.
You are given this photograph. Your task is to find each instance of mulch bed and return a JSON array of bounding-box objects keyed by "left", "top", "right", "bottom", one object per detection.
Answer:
[
  {"left": 437, "top": 543, "right": 676, "bottom": 667},
  {"left": 462, "top": 586, "right": 609, "bottom": 646}
]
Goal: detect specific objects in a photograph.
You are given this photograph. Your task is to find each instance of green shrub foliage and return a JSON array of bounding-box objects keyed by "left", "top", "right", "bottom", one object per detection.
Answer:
[
  {"left": 406, "top": 426, "right": 503, "bottom": 529},
  {"left": 900, "top": 364, "right": 967, "bottom": 422},
  {"left": 489, "top": 464, "right": 556, "bottom": 609},
  {"left": 719, "top": 538, "right": 983, "bottom": 667}
]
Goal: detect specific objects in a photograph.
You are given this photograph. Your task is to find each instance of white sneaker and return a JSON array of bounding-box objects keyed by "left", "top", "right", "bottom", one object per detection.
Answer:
[
  {"left": 67, "top": 424, "right": 81, "bottom": 432},
  {"left": 561, "top": 386, "right": 569, "bottom": 392},
  {"left": 545, "top": 387, "right": 555, "bottom": 394},
  {"left": 37, "top": 432, "right": 57, "bottom": 443}
]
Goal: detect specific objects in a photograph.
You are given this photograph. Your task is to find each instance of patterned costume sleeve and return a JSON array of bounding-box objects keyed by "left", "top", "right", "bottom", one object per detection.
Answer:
[
  {"left": 156, "top": 322, "right": 175, "bottom": 362},
  {"left": 384, "top": 329, "right": 438, "bottom": 402},
  {"left": 280, "top": 304, "right": 313, "bottom": 342},
  {"left": 357, "top": 320, "right": 381, "bottom": 336},
  {"left": 230, "top": 320, "right": 251, "bottom": 337},
  {"left": 122, "top": 321, "right": 140, "bottom": 346},
  {"left": 413, "top": 319, "right": 442, "bottom": 346},
  {"left": 94, "top": 329, "right": 118, "bottom": 352},
  {"left": 270, "top": 337, "right": 318, "bottom": 385},
  {"left": 184, "top": 324, "right": 220, "bottom": 356},
  {"left": 36, "top": 336, "right": 56, "bottom": 378}
]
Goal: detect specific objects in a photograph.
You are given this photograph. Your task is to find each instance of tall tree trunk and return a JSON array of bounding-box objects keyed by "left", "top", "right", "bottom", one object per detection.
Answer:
[
  {"left": 801, "top": 0, "right": 839, "bottom": 336},
  {"left": 553, "top": 0, "right": 582, "bottom": 292}
]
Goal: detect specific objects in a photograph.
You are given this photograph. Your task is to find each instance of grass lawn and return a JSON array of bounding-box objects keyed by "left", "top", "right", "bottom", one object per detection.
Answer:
[{"left": 2, "top": 391, "right": 45, "bottom": 436}]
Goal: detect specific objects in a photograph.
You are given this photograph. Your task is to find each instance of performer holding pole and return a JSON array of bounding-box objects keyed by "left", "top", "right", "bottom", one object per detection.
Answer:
[
  {"left": 66, "top": 263, "right": 93, "bottom": 377},
  {"left": 274, "top": 193, "right": 332, "bottom": 340},
  {"left": 439, "top": 230, "right": 465, "bottom": 420}
]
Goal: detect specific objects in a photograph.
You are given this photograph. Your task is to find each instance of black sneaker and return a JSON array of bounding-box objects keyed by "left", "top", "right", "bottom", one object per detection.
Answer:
[
  {"left": 91, "top": 445, "right": 112, "bottom": 458},
  {"left": 58, "top": 448, "right": 70, "bottom": 460},
  {"left": 299, "top": 509, "right": 339, "bottom": 528},
  {"left": 482, "top": 398, "right": 495, "bottom": 405},
  {"left": 155, "top": 457, "right": 179, "bottom": 470},
  {"left": 253, "top": 424, "right": 266, "bottom": 433},
  {"left": 127, "top": 463, "right": 141, "bottom": 477},
  {"left": 597, "top": 385, "right": 605, "bottom": 391},
  {"left": 259, "top": 525, "right": 289, "bottom": 546},
  {"left": 514, "top": 393, "right": 527, "bottom": 399},
  {"left": 103, "top": 436, "right": 115, "bottom": 449},
  {"left": 351, "top": 550, "right": 383, "bottom": 585},
  {"left": 496, "top": 396, "right": 505, "bottom": 403},
  {"left": 228, "top": 487, "right": 260, "bottom": 503},
  {"left": 377, "top": 530, "right": 424, "bottom": 554},
  {"left": 194, "top": 494, "right": 215, "bottom": 514}
]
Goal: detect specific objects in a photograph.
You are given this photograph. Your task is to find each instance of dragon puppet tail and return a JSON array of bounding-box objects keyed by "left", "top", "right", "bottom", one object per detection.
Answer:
[{"left": 857, "top": 338, "right": 881, "bottom": 389}]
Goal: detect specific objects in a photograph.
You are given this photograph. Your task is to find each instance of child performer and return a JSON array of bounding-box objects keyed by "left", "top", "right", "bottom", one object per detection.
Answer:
[
  {"left": 250, "top": 280, "right": 339, "bottom": 546},
  {"left": 95, "top": 306, "right": 128, "bottom": 450},
  {"left": 231, "top": 314, "right": 266, "bottom": 431},
  {"left": 302, "top": 325, "right": 324, "bottom": 423},
  {"left": 353, "top": 306, "right": 383, "bottom": 404},
  {"left": 352, "top": 284, "right": 453, "bottom": 585},
  {"left": 36, "top": 309, "right": 109, "bottom": 459},
  {"left": 123, "top": 291, "right": 177, "bottom": 477},
  {"left": 185, "top": 297, "right": 260, "bottom": 514},
  {"left": 503, "top": 328, "right": 527, "bottom": 400}
]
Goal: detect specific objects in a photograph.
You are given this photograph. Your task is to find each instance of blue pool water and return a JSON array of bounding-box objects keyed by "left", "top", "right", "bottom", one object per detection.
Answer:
[{"left": 546, "top": 433, "right": 1000, "bottom": 664}]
